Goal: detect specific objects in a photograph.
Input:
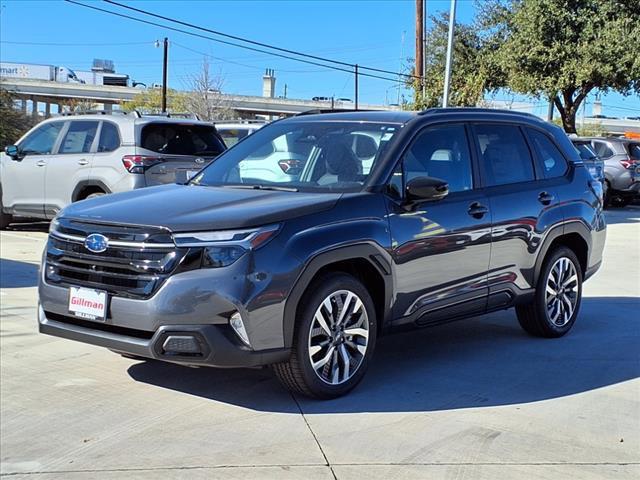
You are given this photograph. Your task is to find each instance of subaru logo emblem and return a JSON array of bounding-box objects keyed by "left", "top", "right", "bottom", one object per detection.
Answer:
[
  {"left": 84, "top": 233, "right": 109, "bottom": 253},
  {"left": 195, "top": 157, "right": 205, "bottom": 164}
]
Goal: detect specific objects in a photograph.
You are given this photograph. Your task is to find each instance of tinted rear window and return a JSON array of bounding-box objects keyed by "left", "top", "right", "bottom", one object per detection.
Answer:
[
  {"left": 628, "top": 143, "right": 640, "bottom": 160},
  {"left": 140, "top": 123, "right": 225, "bottom": 156}
]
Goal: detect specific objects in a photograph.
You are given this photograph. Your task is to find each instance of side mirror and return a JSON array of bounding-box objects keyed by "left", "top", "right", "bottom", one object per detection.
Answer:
[
  {"left": 405, "top": 176, "right": 449, "bottom": 203},
  {"left": 4, "top": 145, "right": 22, "bottom": 160}
]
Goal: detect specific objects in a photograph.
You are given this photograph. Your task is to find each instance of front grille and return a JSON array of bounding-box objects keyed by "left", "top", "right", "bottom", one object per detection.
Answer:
[{"left": 45, "top": 220, "right": 200, "bottom": 299}]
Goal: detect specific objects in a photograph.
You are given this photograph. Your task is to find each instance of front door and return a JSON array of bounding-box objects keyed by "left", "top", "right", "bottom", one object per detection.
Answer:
[
  {"left": 2, "top": 121, "right": 65, "bottom": 218},
  {"left": 44, "top": 120, "right": 97, "bottom": 217},
  {"left": 387, "top": 123, "right": 492, "bottom": 326}
]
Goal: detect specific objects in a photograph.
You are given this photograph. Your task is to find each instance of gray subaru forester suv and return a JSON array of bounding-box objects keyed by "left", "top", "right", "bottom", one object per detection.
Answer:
[{"left": 37, "top": 109, "right": 606, "bottom": 399}]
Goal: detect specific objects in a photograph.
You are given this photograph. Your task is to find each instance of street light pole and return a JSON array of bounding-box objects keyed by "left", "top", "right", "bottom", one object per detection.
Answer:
[
  {"left": 354, "top": 64, "right": 359, "bottom": 110},
  {"left": 442, "top": 0, "right": 456, "bottom": 108},
  {"left": 161, "top": 37, "right": 168, "bottom": 113}
]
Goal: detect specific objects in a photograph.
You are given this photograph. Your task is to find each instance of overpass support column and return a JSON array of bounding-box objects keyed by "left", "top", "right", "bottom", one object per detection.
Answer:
[
  {"left": 104, "top": 103, "right": 112, "bottom": 113},
  {"left": 45, "top": 103, "right": 51, "bottom": 118},
  {"left": 21, "top": 99, "right": 27, "bottom": 114},
  {"left": 31, "top": 97, "right": 39, "bottom": 121}
]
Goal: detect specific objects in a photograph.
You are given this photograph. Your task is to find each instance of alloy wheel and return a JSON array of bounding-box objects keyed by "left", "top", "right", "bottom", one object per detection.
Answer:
[
  {"left": 545, "top": 257, "right": 579, "bottom": 327},
  {"left": 307, "top": 289, "right": 370, "bottom": 385}
]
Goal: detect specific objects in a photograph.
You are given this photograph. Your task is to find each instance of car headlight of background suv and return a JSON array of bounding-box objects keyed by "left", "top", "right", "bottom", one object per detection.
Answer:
[{"left": 173, "top": 224, "right": 280, "bottom": 268}]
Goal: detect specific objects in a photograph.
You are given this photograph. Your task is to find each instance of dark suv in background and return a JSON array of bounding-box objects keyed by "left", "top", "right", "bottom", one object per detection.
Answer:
[{"left": 38, "top": 109, "right": 606, "bottom": 398}]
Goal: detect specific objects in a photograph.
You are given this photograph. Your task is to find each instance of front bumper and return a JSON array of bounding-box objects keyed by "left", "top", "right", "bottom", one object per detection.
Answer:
[{"left": 38, "top": 305, "right": 289, "bottom": 367}]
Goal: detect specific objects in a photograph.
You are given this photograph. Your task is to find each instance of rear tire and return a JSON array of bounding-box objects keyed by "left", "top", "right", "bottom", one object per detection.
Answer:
[
  {"left": 516, "top": 247, "right": 582, "bottom": 338},
  {"left": 273, "top": 273, "right": 377, "bottom": 399}
]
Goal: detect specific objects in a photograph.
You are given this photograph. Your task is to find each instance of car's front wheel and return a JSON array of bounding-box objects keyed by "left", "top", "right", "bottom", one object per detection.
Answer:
[
  {"left": 516, "top": 247, "right": 583, "bottom": 338},
  {"left": 273, "top": 273, "right": 377, "bottom": 399}
]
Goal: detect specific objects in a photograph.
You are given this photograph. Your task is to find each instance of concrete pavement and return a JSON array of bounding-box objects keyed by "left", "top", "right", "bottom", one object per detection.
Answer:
[{"left": 1, "top": 208, "right": 639, "bottom": 479}]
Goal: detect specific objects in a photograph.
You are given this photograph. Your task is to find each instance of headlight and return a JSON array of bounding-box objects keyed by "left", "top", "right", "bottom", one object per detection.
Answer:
[
  {"left": 173, "top": 224, "right": 280, "bottom": 268},
  {"left": 202, "top": 246, "right": 246, "bottom": 268}
]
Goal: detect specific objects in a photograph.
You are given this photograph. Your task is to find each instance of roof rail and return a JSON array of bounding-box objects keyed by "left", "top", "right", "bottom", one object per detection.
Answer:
[
  {"left": 139, "top": 112, "right": 202, "bottom": 120},
  {"left": 419, "top": 107, "right": 542, "bottom": 120},
  {"left": 210, "top": 118, "right": 268, "bottom": 124},
  {"left": 59, "top": 109, "right": 141, "bottom": 118},
  {"left": 295, "top": 108, "right": 376, "bottom": 117}
]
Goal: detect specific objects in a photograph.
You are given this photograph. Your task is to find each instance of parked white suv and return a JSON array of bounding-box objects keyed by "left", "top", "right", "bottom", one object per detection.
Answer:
[{"left": 0, "top": 111, "right": 226, "bottom": 228}]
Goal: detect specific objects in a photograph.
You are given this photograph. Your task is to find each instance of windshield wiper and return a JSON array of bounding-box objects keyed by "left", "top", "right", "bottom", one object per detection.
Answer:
[{"left": 221, "top": 184, "right": 299, "bottom": 192}]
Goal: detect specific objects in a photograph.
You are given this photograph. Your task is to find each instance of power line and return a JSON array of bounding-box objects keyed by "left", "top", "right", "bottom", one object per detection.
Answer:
[
  {"left": 0, "top": 40, "right": 154, "bottom": 46},
  {"left": 64, "top": 0, "right": 401, "bottom": 83},
  {"left": 103, "top": 0, "right": 421, "bottom": 80}
]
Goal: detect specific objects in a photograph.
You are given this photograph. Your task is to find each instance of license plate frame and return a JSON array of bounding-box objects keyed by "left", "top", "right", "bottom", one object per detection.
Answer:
[{"left": 68, "top": 286, "right": 108, "bottom": 322}]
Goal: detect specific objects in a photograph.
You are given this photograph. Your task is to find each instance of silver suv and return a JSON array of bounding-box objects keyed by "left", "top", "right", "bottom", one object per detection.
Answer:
[
  {"left": 0, "top": 111, "right": 225, "bottom": 228},
  {"left": 578, "top": 136, "right": 640, "bottom": 207}
]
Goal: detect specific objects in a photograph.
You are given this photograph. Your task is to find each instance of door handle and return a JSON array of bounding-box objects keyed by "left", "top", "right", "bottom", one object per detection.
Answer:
[
  {"left": 36, "top": 160, "right": 46, "bottom": 167},
  {"left": 77, "top": 159, "right": 89, "bottom": 166},
  {"left": 538, "top": 191, "right": 555, "bottom": 205},
  {"left": 468, "top": 202, "right": 489, "bottom": 219}
]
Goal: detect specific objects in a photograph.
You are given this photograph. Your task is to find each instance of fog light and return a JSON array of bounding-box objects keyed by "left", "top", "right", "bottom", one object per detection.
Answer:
[
  {"left": 162, "top": 335, "right": 201, "bottom": 355},
  {"left": 230, "top": 312, "right": 250, "bottom": 347}
]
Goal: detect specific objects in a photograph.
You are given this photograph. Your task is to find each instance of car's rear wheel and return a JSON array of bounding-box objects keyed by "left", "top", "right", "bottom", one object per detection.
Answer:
[
  {"left": 516, "top": 247, "right": 582, "bottom": 338},
  {"left": 273, "top": 273, "right": 377, "bottom": 399}
]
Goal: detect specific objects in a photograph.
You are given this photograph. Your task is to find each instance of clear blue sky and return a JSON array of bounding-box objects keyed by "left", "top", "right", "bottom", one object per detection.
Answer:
[{"left": 1, "top": 0, "right": 638, "bottom": 117}]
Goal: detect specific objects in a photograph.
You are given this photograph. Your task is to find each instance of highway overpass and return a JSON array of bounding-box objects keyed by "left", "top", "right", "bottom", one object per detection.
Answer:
[{"left": 0, "top": 77, "right": 399, "bottom": 117}]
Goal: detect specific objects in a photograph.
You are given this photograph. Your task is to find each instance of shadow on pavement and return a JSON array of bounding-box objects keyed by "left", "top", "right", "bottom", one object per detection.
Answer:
[
  {"left": 128, "top": 296, "right": 640, "bottom": 413},
  {"left": 604, "top": 205, "right": 640, "bottom": 225},
  {"left": 0, "top": 258, "right": 40, "bottom": 288}
]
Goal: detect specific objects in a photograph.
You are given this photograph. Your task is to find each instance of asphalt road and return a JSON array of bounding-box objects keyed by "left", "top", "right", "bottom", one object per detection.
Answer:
[{"left": 1, "top": 207, "right": 639, "bottom": 479}]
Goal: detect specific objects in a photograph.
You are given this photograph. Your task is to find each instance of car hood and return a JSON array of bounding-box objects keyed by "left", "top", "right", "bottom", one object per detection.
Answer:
[{"left": 61, "top": 184, "right": 342, "bottom": 232}]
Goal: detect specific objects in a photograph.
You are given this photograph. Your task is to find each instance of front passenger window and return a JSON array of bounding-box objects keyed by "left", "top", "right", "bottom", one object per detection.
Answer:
[
  {"left": 18, "top": 122, "right": 64, "bottom": 155},
  {"left": 400, "top": 124, "right": 473, "bottom": 193}
]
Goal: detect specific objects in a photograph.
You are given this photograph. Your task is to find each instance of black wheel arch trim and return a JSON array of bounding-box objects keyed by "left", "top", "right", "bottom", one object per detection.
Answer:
[
  {"left": 282, "top": 242, "right": 393, "bottom": 349},
  {"left": 531, "top": 220, "right": 592, "bottom": 284},
  {"left": 72, "top": 180, "right": 112, "bottom": 202}
]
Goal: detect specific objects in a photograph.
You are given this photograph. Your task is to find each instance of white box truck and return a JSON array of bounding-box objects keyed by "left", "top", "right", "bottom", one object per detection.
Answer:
[{"left": 0, "top": 62, "right": 84, "bottom": 83}]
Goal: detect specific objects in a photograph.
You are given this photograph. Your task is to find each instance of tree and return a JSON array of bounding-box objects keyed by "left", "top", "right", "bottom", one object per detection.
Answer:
[
  {"left": 122, "top": 88, "right": 189, "bottom": 114},
  {"left": 185, "top": 58, "right": 239, "bottom": 121},
  {"left": 0, "top": 89, "right": 34, "bottom": 147},
  {"left": 483, "top": 0, "right": 640, "bottom": 133},
  {"left": 411, "top": 11, "right": 502, "bottom": 109}
]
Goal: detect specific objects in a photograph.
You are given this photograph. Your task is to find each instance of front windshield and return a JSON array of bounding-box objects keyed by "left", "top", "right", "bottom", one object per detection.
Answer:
[{"left": 191, "top": 121, "right": 399, "bottom": 192}]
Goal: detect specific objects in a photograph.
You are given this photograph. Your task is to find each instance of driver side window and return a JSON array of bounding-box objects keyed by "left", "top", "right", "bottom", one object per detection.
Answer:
[
  {"left": 396, "top": 124, "right": 473, "bottom": 194},
  {"left": 19, "top": 122, "right": 64, "bottom": 156}
]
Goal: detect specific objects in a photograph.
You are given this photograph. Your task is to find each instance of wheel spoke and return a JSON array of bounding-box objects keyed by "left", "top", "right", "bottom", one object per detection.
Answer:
[
  {"left": 345, "top": 340, "right": 367, "bottom": 355},
  {"left": 546, "top": 284, "right": 556, "bottom": 297},
  {"left": 339, "top": 344, "right": 350, "bottom": 382},
  {"left": 312, "top": 345, "right": 335, "bottom": 371},
  {"left": 336, "top": 292, "right": 354, "bottom": 326},
  {"left": 344, "top": 327, "right": 369, "bottom": 340},
  {"left": 562, "top": 274, "right": 578, "bottom": 289}
]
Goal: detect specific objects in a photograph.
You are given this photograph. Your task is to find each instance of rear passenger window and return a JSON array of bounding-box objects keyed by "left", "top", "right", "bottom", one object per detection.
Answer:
[
  {"left": 474, "top": 124, "right": 534, "bottom": 186},
  {"left": 60, "top": 121, "right": 98, "bottom": 154},
  {"left": 592, "top": 141, "right": 614, "bottom": 158},
  {"left": 98, "top": 122, "right": 121, "bottom": 152},
  {"left": 141, "top": 124, "right": 225, "bottom": 156},
  {"left": 527, "top": 129, "right": 568, "bottom": 178},
  {"left": 401, "top": 124, "right": 473, "bottom": 193},
  {"left": 628, "top": 143, "right": 640, "bottom": 160}
]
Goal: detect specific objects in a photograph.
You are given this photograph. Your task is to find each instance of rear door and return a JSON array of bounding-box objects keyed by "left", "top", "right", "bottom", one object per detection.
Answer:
[
  {"left": 138, "top": 122, "right": 226, "bottom": 185},
  {"left": 44, "top": 120, "right": 98, "bottom": 217},
  {"left": 471, "top": 123, "right": 564, "bottom": 301},
  {"left": 2, "top": 121, "right": 65, "bottom": 217}
]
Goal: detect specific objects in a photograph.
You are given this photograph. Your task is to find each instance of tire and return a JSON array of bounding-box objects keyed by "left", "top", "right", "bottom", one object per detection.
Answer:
[
  {"left": 85, "top": 192, "right": 105, "bottom": 200},
  {"left": 516, "top": 247, "right": 583, "bottom": 338},
  {"left": 272, "top": 273, "right": 377, "bottom": 399}
]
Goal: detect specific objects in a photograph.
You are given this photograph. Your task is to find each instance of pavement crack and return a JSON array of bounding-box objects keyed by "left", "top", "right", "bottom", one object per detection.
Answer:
[{"left": 290, "top": 391, "right": 337, "bottom": 480}]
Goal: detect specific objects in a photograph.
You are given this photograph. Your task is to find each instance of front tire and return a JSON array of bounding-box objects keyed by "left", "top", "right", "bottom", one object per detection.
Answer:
[
  {"left": 273, "top": 273, "right": 377, "bottom": 399},
  {"left": 516, "top": 247, "right": 583, "bottom": 338}
]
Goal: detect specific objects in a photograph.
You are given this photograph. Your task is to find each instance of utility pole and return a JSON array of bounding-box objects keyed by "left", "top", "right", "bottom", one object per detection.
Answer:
[
  {"left": 547, "top": 95, "right": 555, "bottom": 121},
  {"left": 442, "top": 0, "right": 456, "bottom": 108},
  {"left": 354, "top": 64, "right": 359, "bottom": 110},
  {"left": 422, "top": 0, "right": 427, "bottom": 99},
  {"left": 398, "top": 31, "right": 405, "bottom": 106},
  {"left": 416, "top": 0, "right": 424, "bottom": 93},
  {"left": 161, "top": 37, "right": 168, "bottom": 113}
]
